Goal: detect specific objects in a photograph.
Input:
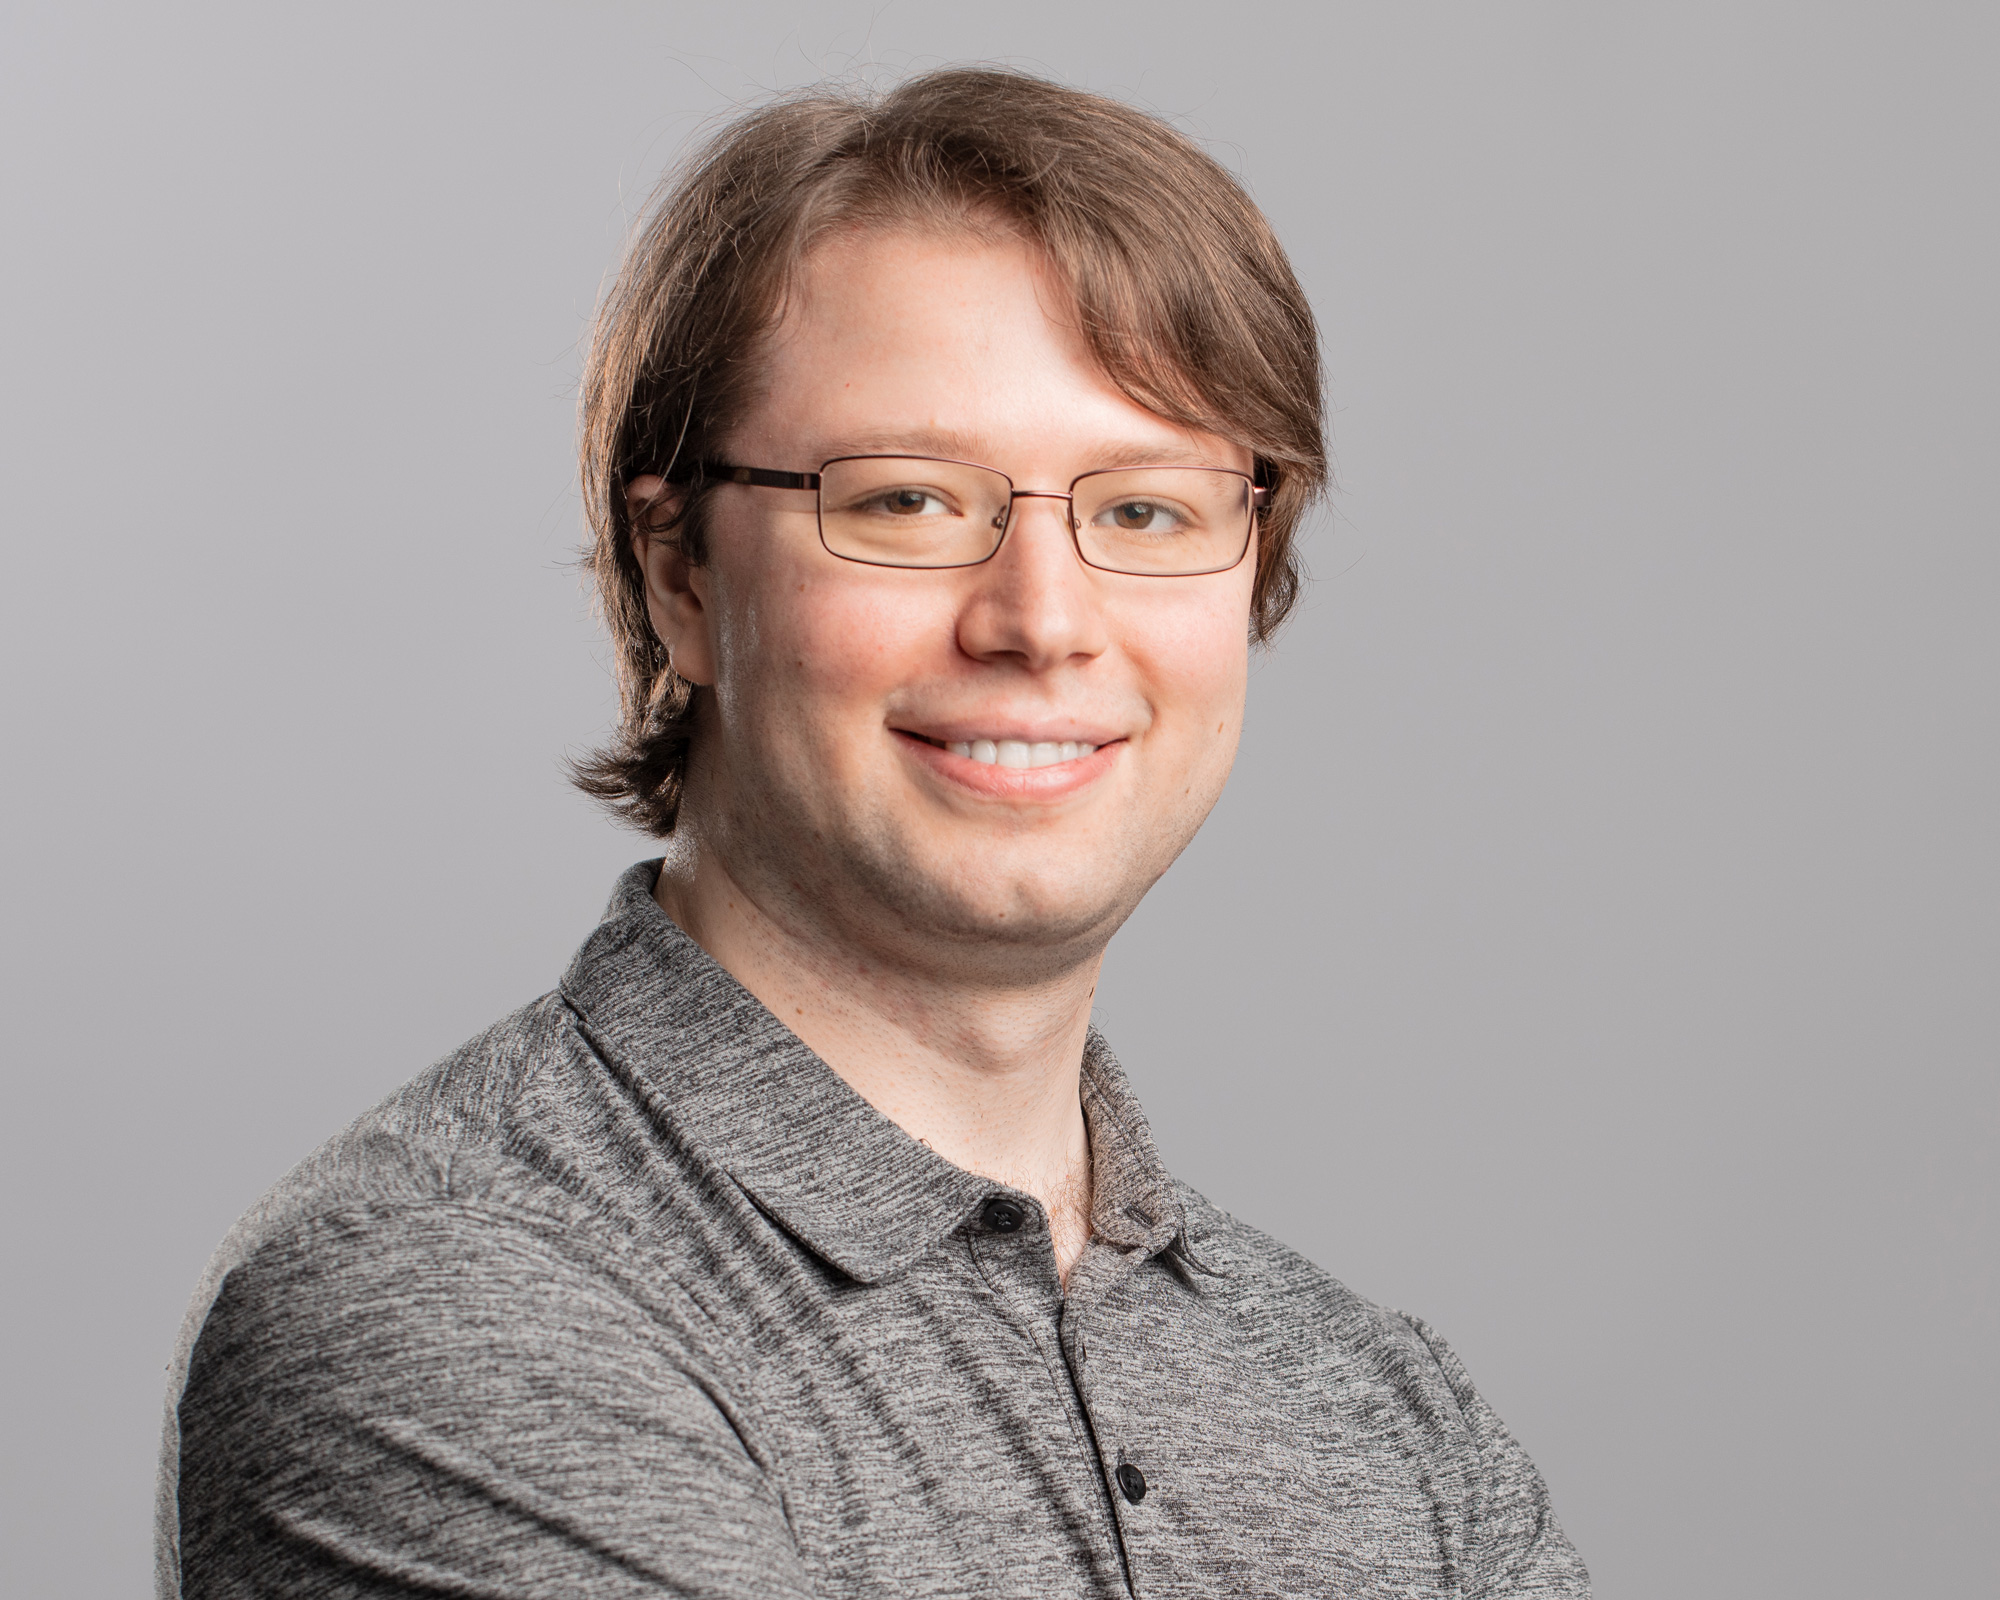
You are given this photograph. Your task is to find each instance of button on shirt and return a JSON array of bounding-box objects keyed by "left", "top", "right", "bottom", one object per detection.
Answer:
[{"left": 160, "top": 862, "right": 1590, "bottom": 1599}]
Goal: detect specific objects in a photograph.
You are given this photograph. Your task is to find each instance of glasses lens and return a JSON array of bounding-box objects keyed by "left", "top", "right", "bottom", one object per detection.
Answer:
[
  {"left": 819, "top": 457, "right": 1013, "bottom": 568},
  {"left": 1071, "top": 468, "right": 1254, "bottom": 575}
]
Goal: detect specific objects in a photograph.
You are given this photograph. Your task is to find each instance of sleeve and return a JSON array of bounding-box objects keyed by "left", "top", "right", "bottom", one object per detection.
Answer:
[
  {"left": 1398, "top": 1313, "right": 1593, "bottom": 1599},
  {"left": 174, "top": 1201, "right": 815, "bottom": 1600}
]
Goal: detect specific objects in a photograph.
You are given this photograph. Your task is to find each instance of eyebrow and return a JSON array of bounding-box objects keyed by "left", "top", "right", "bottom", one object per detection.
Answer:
[{"left": 814, "top": 429, "right": 1232, "bottom": 474}]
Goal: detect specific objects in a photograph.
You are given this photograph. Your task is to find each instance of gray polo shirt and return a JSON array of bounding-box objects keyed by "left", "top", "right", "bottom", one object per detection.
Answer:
[{"left": 160, "top": 862, "right": 1589, "bottom": 1598}]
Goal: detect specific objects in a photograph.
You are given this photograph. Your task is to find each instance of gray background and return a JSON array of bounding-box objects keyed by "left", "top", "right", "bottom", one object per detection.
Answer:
[{"left": 2, "top": 3, "right": 1993, "bottom": 1595}]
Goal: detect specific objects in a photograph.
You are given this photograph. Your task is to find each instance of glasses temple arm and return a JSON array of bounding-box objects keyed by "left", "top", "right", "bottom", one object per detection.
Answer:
[{"left": 659, "top": 460, "right": 822, "bottom": 491}]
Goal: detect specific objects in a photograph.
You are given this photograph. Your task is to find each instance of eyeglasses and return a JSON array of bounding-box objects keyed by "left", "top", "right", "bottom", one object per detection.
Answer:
[{"left": 682, "top": 455, "right": 1266, "bottom": 576}]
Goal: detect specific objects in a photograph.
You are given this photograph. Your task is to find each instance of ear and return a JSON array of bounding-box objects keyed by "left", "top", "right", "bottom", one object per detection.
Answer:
[{"left": 626, "top": 475, "right": 717, "bottom": 687}]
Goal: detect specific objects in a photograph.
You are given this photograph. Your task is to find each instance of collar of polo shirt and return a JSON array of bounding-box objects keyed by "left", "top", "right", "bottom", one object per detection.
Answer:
[{"left": 560, "top": 862, "right": 1214, "bottom": 1285}]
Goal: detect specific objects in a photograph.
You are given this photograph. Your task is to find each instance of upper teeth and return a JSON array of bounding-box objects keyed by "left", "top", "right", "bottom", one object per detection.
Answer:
[{"left": 947, "top": 739, "right": 1096, "bottom": 768}]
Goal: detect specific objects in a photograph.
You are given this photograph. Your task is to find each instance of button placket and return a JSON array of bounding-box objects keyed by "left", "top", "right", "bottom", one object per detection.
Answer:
[{"left": 961, "top": 1197, "right": 1133, "bottom": 1591}]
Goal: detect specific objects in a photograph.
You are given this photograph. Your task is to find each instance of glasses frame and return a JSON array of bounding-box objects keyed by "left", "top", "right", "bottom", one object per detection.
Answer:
[{"left": 683, "top": 455, "right": 1268, "bottom": 576}]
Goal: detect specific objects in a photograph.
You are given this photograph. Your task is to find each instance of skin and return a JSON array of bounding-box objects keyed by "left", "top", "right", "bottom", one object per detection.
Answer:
[{"left": 627, "top": 228, "right": 1256, "bottom": 1283}]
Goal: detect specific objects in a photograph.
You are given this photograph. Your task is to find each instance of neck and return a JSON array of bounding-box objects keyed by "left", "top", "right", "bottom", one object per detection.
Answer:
[{"left": 652, "top": 837, "right": 1099, "bottom": 1283}]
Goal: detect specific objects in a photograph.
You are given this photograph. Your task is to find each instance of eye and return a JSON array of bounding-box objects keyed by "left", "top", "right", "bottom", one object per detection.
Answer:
[
  {"left": 1097, "top": 499, "right": 1186, "bottom": 534},
  {"left": 864, "top": 486, "right": 953, "bottom": 517}
]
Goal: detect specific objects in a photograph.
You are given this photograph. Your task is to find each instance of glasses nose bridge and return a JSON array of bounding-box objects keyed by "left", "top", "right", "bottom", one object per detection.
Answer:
[{"left": 998, "top": 485, "right": 1079, "bottom": 539}]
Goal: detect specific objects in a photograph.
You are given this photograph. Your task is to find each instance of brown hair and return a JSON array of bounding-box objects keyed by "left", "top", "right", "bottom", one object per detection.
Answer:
[{"left": 574, "top": 67, "right": 1326, "bottom": 835}]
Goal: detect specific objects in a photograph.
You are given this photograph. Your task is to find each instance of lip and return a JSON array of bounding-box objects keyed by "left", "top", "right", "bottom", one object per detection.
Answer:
[
  {"left": 892, "top": 728, "right": 1124, "bottom": 801},
  {"left": 890, "top": 717, "right": 1127, "bottom": 747}
]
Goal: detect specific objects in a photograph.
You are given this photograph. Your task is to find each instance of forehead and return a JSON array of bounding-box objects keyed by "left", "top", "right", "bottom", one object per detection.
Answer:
[
  {"left": 783, "top": 223, "right": 1066, "bottom": 335},
  {"left": 737, "top": 228, "right": 1245, "bottom": 472}
]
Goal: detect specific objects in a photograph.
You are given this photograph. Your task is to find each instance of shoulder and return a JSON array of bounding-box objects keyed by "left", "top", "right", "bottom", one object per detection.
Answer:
[
  {"left": 1172, "top": 1179, "right": 1480, "bottom": 1432},
  {"left": 194, "top": 992, "right": 632, "bottom": 1284},
  {"left": 187, "top": 1193, "right": 740, "bottom": 1406},
  {"left": 163, "top": 990, "right": 725, "bottom": 1457},
  {"left": 1174, "top": 1179, "right": 1404, "bottom": 1337},
  {"left": 158, "top": 1005, "right": 769, "bottom": 1600},
  {"left": 170, "top": 986, "right": 743, "bottom": 1368},
  {"left": 1172, "top": 1180, "right": 1591, "bottom": 1593},
  {"left": 170, "top": 1196, "right": 799, "bottom": 1600}
]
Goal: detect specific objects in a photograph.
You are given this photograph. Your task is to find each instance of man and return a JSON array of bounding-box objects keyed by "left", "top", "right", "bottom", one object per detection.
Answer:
[{"left": 161, "top": 69, "right": 1589, "bottom": 1599}]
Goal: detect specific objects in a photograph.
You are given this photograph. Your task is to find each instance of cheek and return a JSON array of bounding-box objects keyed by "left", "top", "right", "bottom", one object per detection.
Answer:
[
  {"left": 1120, "top": 585, "right": 1252, "bottom": 740},
  {"left": 713, "top": 549, "right": 953, "bottom": 733}
]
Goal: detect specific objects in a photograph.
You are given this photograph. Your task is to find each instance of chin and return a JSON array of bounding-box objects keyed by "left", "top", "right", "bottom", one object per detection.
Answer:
[{"left": 857, "top": 847, "right": 1143, "bottom": 963}]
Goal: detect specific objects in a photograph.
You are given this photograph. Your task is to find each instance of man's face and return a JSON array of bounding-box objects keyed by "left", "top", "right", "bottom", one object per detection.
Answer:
[{"left": 632, "top": 227, "right": 1257, "bottom": 977}]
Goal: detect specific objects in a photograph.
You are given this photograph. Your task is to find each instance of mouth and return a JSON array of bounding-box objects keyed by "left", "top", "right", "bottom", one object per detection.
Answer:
[
  {"left": 893, "top": 727, "right": 1123, "bottom": 796},
  {"left": 915, "top": 736, "right": 1101, "bottom": 770}
]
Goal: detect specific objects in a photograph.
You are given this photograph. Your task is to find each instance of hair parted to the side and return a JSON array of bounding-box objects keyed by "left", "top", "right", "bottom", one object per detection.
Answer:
[{"left": 573, "top": 67, "right": 1327, "bottom": 835}]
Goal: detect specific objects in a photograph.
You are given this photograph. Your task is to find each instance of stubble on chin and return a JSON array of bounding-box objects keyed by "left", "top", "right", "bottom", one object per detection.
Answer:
[{"left": 732, "top": 794, "right": 1157, "bottom": 990}]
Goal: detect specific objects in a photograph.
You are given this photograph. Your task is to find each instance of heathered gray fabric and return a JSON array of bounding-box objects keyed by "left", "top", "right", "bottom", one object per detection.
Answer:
[{"left": 159, "top": 861, "right": 1590, "bottom": 1599}]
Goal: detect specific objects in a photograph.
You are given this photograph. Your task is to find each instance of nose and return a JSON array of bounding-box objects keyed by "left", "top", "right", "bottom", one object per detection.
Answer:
[{"left": 954, "top": 493, "right": 1110, "bottom": 672}]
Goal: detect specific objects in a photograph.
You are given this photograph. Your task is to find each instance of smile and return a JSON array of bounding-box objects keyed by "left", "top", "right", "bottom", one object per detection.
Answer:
[
  {"left": 895, "top": 729, "right": 1122, "bottom": 792},
  {"left": 939, "top": 738, "right": 1099, "bottom": 769}
]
